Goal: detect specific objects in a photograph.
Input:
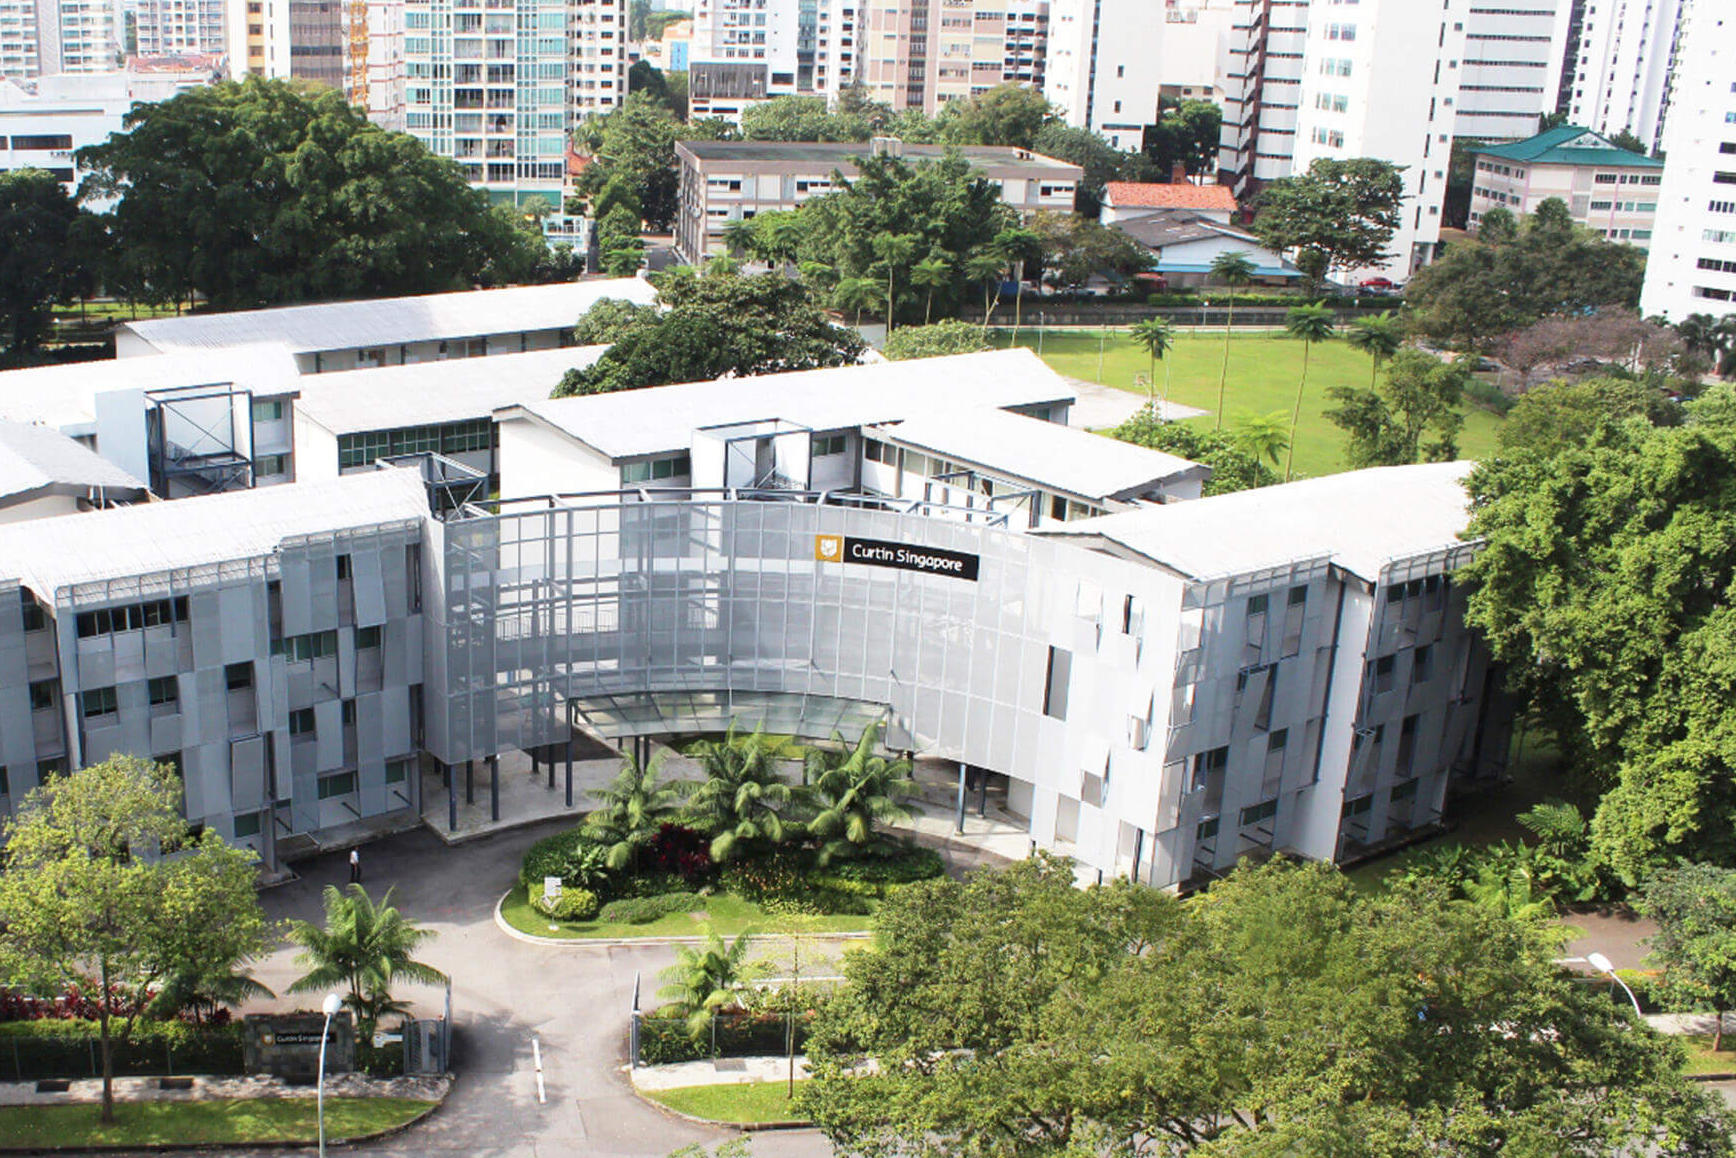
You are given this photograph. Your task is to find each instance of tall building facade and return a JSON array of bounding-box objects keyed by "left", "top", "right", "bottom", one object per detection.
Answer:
[
  {"left": 136, "top": 0, "right": 227, "bottom": 56},
  {"left": 1219, "top": 0, "right": 1574, "bottom": 278},
  {"left": 1564, "top": 0, "right": 1686, "bottom": 155},
  {"left": 0, "top": 0, "right": 117, "bottom": 77},
  {"left": 1638, "top": 1, "right": 1736, "bottom": 321}
]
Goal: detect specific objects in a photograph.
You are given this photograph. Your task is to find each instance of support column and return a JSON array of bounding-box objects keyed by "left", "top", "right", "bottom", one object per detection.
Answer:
[
  {"left": 489, "top": 755, "right": 500, "bottom": 823},
  {"left": 955, "top": 762, "right": 967, "bottom": 835},
  {"left": 978, "top": 771, "right": 988, "bottom": 818},
  {"left": 465, "top": 760, "right": 474, "bottom": 806},
  {"left": 445, "top": 762, "right": 457, "bottom": 834},
  {"left": 547, "top": 747, "right": 555, "bottom": 789},
  {"left": 1131, "top": 828, "right": 1145, "bottom": 884},
  {"left": 564, "top": 738, "right": 574, "bottom": 808},
  {"left": 530, "top": 753, "right": 538, "bottom": 782}
]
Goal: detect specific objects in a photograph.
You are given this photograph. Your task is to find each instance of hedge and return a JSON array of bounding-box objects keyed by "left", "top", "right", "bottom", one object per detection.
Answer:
[
  {"left": 1146, "top": 291, "right": 1391, "bottom": 310},
  {"left": 0, "top": 1020, "right": 245, "bottom": 1080},
  {"left": 598, "top": 892, "right": 704, "bottom": 925},
  {"left": 519, "top": 827, "right": 613, "bottom": 891},
  {"left": 530, "top": 882, "right": 600, "bottom": 921},
  {"left": 638, "top": 1012, "right": 813, "bottom": 1066}
]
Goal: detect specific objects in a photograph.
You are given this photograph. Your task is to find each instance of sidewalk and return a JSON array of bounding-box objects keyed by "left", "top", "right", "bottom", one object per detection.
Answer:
[
  {"left": 631, "top": 1056, "right": 808, "bottom": 1091},
  {"left": 0, "top": 1072, "right": 447, "bottom": 1107}
]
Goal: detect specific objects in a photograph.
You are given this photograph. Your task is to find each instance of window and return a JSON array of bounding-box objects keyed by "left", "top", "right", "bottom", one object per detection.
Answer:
[
  {"left": 1390, "top": 778, "right": 1419, "bottom": 803},
  {"left": 1288, "top": 585, "right": 1307, "bottom": 607},
  {"left": 342, "top": 699, "right": 357, "bottom": 726},
  {"left": 29, "top": 680, "right": 57, "bottom": 712},
  {"left": 317, "top": 771, "right": 357, "bottom": 799},
  {"left": 82, "top": 686, "right": 117, "bottom": 719},
  {"left": 252, "top": 399, "right": 285, "bottom": 422},
  {"left": 288, "top": 708, "right": 316, "bottom": 737},
  {"left": 0, "top": 766, "right": 8, "bottom": 797},
  {"left": 1192, "top": 745, "right": 1228, "bottom": 789},
  {"left": 863, "top": 439, "right": 890, "bottom": 464},
  {"left": 75, "top": 597, "right": 189, "bottom": 639},
  {"left": 1269, "top": 729, "right": 1288, "bottom": 753},
  {"left": 1372, "top": 654, "right": 1395, "bottom": 694},
  {"left": 1412, "top": 644, "right": 1432, "bottom": 684},
  {"left": 1247, "top": 593, "right": 1268, "bottom": 617},
  {"left": 1239, "top": 798, "right": 1278, "bottom": 827},
  {"left": 1042, "top": 646, "right": 1071, "bottom": 720},
  {"left": 336, "top": 554, "right": 351, "bottom": 580},
  {"left": 148, "top": 676, "right": 179, "bottom": 708},
  {"left": 356, "top": 626, "right": 382, "bottom": 649},
  {"left": 274, "top": 631, "right": 338, "bottom": 663},
  {"left": 385, "top": 757, "right": 412, "bottom": 784},
  {"left": 225, "top": 662, "right": 253, "bottom": 691},
  {"left": 1342, "top": 793, "right": 1373, "bottom": 818},
  {"left": 233, "top": 811, "right": 263, "bottom": 838},
  {"left": 255, "top": 454, "right": 289, "bottom": 477},
  {"left": 812, "top": 434, "right": 847, "bottom": 457},
  {"left": 1196, "top": 816, "right": 1220, "bottom": 840},
  {"left": 19, "top": 590, "right": 46, "bottom": 633}
]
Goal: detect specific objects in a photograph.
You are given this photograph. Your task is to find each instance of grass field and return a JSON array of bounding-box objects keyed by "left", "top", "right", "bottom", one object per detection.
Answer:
[
  {"left": 1674, "top": 1035, "right": 1736, "bottom": 1077},
  {"left": 642, "top": 1080, "right": 810, "bottom": 1124},
  {"left": 989, "top": 328, "right": 1505, "bottom": 480},
  {"left": 498, "top": 883, "right": 874, "bottom": 941},
  {"left": 0, "top": 1097, "right": 429, "bottom": 1148}
]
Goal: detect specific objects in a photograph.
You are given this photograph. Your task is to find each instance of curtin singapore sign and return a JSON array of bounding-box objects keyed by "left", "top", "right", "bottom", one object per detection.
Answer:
[{"left": 815, "top": 534, "right": 980, "bottom": 581}]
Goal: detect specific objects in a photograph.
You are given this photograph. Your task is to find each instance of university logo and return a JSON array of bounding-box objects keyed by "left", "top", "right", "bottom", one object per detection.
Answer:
[{"left": 814, "top": 534, "right": 844, "bottom": 562}]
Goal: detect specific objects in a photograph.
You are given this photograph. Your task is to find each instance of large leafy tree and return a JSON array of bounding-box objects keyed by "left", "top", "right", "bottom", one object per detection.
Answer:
[
  {"left": 1252, "top": 157, "right": 1405, "bottom": 287},
  {"left": 882, "top": 319, "right": 990, "bottom": 361},
  {"left": 934, "top": 82, "right": 1054, "bottom": 149},
  {"left": 554, "top": 268, "right": 865, "bottom": 395},
  {"left": 0, "top": 757, "right": 268, "bottom": 1122},
  {"left": 802, "top": 856, "right": 1733, "bottom": 1158},
  {"left": 1027, "top": 210, "right": 1149, "bottom": 292},
  {"left": 584, "top": 751, "right": 683, "bottom": 871},
  {"left": 286, "top": 883, "right": 447, "bottom": 1037},
  {"left": 0, "top": 169, "right": 89, "bottom": 364},
  {"left": 1324, "top": 347, "right": 1468, "bottom": 468},
  {"left": 78, "top": 77, "right": 542, "bottom": 310},
  {"left": 1112, "top": 407, "right": 1276, "bottom": 495},
  {"left": 680, "top": 724, "right": 803, "bottom": 861},
  {"left": 1640, "top": 864, "right": 1736, "bottom": 1051},
  {"left": 802, "top": 726, "right": 916, "bottom": 865},
  {"left": 1030, "top": 122, "right": 1158, "bottom": 217},
  {"left": 1143, "top": 97, "right": 1223, "bottom": 178},
  {"left": 574, "top": 91, "right": 733, "bottom": 230},
  {"left": 741, "top": 94, "right": 874, "bottom": 143},
  {"left": 1495, "top": 375, "right": 1677, "bottom": 460},
  {"left": 1459, "top": 388, "right": 1736, "bottom": 880}
]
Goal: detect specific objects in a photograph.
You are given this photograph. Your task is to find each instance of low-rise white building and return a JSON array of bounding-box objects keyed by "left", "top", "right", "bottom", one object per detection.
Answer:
[
  {"left": 1102, "top": 180, "right": 1238, "bottom": 227},
  {"left": 0, "top": 421, "right": 148, "bottom": 522},
  {"left": 1112, "top": 210, "right": 1300, "bottom": 287},
  {"left": 1469, "top": 125, "right": 1663, "bottom": 247}
]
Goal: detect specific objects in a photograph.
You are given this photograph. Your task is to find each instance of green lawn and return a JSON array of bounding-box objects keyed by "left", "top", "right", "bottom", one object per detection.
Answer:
[
  {"left": 0, "top": 1097, "right": 430, "bottom": 1148},
  {"left": 992, "top": 329, "right": 1505, "bottom": 480},
  {"left": 642, "top": 1080, "right": 810, "bottom": 1125},
  {"left": 1675, "top": 1034, "right": 1736, "bottom": 1077},
  {"left": 499, "top": 883, "right": 874, "bottom": 941}
]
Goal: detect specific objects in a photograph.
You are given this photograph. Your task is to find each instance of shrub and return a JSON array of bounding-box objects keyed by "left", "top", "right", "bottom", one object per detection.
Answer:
[
  {"left": 355, "top": 1038, "right": 403, "bottom": 1078},
  {"left": 598, "top": 892, "right": 705, "bottom": 925},
  {"left": 0, "top": 1019, "right": 245, "bottom": 1079},
  {"left": 530, "top": 882, "right": 600, "bottom": 922},
  {"left": 520, "top": 829, "right": 614, "bottom": 891},
  {"left": 825, "top": 842, "right": 945, "bottom": 885},
  {"left": 1464, "top": 375, "right": 1516, "bottom": 414},
  {"left": 637, "top": 1010, "right": 814, "bottom": 1065},
  {"left": 642, "top": 824, "right": 713, "bottom": 885}
]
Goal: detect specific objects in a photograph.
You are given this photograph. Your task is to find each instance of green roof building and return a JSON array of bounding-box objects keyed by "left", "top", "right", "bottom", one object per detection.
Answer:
[{"left": 1469, "top": 125, "right": 1663, "bottom": 248}]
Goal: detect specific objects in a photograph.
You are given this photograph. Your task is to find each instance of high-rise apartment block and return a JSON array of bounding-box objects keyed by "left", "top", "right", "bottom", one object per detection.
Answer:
[
  {"left": 1639, "top": 1, "right": 1736, "bottom": 321},
  {"left": 136, "top": 0, "right": 228, "bottom": 56},
  {"left": 0, "top": 0, "right": 117, "bottom": 77},
  {"left": 1564, "top": 0, "right": 1685, "bottom": 155}
]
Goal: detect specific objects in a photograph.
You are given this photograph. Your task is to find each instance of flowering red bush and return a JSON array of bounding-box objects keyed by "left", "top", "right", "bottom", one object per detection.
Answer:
[
  {"left": 644, "top": 824, "right": 712, "bottom": 883},
  {"left": 0, "top": 982, "right": 157, "bottom": 1023}
]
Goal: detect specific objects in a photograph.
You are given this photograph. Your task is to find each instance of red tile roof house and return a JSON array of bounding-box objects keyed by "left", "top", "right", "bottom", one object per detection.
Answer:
[{"left": 1102, "top": 181, "right": 1239, "bottom": 227}]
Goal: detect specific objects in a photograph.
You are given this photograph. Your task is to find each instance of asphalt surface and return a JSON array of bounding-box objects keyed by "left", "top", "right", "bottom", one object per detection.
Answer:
[{"left": 153, "top": 822, "right": 839, "bottom": 1158}]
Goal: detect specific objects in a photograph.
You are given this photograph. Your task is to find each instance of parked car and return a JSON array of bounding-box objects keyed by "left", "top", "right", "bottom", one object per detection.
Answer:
[{"left": 1359, "top": 276, "right": 1398, "bottom": 291}]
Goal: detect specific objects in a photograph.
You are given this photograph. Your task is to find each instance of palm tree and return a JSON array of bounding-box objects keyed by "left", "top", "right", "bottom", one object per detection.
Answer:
[
  {"left": 286, "top": 884, "right": 449, "bottom": 1037},
  {"left": 995, "top": 227, "right": 1043, "bottom": 339},
  {"left": 1346, "top": 310, "right": 1404, "bottom": 390},
  {"left": 1282, "top": 303, "right": 1337, "bottom": 482},
  {"left": 681, "top": 724, "right": 802, "bottom": 861},
  {"left": 1130, "top": 318, "right": 1176, "bottom": 405},
  {"left": 657, "top": 930, "right": 754, "bottom": 1042},
  {"left": 1209, "top": 251, "right": 1257, "bottom": 429},
  {"left": 871, "top": 232, "right": 920, "bottom": 333},
  {"left": 834, "top": 276, "right": 880, "bottom": 330},
  {"left": 910, "top": 252, "right": 953, "bottom": 325},
  {"left": 720, "top": 218, "right": 758, "bottom": 261},
  {"left": 965, "top": 246, "right": 1007, "bottom": 328},
  {"left": 584, "top": 750, "right": 683, "bottom": 871},
  {"left": 803, "top": 725, "right": 916, "bottom": 865},
  {"left": 1233, "top": 409, "right": 1291, "bottom": 472},
  {"left": 151, "top": 964, "right": 275, "bottom": 1026}
]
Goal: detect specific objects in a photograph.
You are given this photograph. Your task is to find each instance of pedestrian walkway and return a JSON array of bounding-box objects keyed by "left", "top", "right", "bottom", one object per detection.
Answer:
[
  {"left": 630, "top": 1057, "right": 809, "bottom": 1092},
  {"left": 0, "top": 1072, "right": 447, "bottom": 1107}
]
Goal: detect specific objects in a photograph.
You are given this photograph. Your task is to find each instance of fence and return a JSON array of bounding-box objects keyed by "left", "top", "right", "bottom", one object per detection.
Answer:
[
  {"left": 991, "top": 305, "right": 1392, "bottom": 330},
  {"left": 632, "top": 1010, "right": 816, "bottom": 1067},
  {"left": 0, "top": 1028, "right": 245, "bottom": 1082}
]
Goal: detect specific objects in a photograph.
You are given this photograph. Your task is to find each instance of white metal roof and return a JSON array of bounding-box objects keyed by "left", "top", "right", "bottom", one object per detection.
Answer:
[
  {"left": 0, "top": 467, "right": 428, "bottom": 599},
  {"left": 119, "top": 279, "right": 658, "bottom": 356},
  {"left": 0, "top": 421, "right": 146, "bottom": 502},
  {"left": 0, "top": 346, "right": 302, "bottom": 430},
  {"left": 502, "top": 349, "right": 1076, "bottom": 460},
  {"left": 1052, "top": 462, "right": 1477, "bottom": 582},
  {"left": 873, "top": 407, "right": 1205, "bottom": 502},
  {"left": 292, "top": 346, "right": 611, "bottom": 435}
]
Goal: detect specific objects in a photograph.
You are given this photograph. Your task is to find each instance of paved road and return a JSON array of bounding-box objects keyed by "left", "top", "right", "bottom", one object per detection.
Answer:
[{"left": 208, "top": 822, "right": 838, "bottom": 1158}]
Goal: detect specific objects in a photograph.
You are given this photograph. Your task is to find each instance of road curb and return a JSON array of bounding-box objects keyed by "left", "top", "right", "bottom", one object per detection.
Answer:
[{"left": 492, "top": 891, "right": 874, "bottom": 948}]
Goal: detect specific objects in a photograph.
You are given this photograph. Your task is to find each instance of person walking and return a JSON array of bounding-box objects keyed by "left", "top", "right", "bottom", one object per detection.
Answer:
[{"left": 349, "top": 848, "right": 362, "bottom": 884}]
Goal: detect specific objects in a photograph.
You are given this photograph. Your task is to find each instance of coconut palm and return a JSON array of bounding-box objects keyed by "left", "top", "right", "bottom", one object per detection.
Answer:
[
  {"left": 720, "top": 218, "right": 758, "bottom": 260},
  {"left": 1233, "top": 409, "right": 1291, "bottom": 471},
  {"left": 151, "top": 964, "right": 275, "bottom": 1026},
  {"left": 871, "top": 232, "right": 920, "bottom": 333},
  {"left": 1130, "top": 318, "right": 1176, "bottom": 405},
  {"left": 681, "top": 724, "right": 802, "bottom": 861},
  {"left": 286, "top": 884, "right": 448, "bottom": 1036},
  {"left": 965, "top": 246, "right": 1007, "bottom": 328},
  {"left": 834, "top": 276, "right": 881, "bottom": 329},
  {"left": 1209, "top": 251, "right": 1257, "bottom": 429},
  {"left": 910, "top": 252, "right": 953, "bottom": 325},
  {"left": 1282, "top": 303, "right": 1336, "bottom": 482},
  {"left": 657, "top": 930, "right": 754, "bottom": 1042},
  {"left": 995, "top": 227, "right": 1043, "bottom": 338},
  {"left": 584, "top": 750, "right": 683, "bottom": 871},
  {"left": 803, "top": 725, "right": 916, "bottom": 865},
  {"left": 1346, "top": 310, "right": 1405, "bottom": 390}
]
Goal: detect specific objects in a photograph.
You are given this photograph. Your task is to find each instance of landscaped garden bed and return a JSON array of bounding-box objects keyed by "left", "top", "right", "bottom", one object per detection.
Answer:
[
  {"left": 639, "top": 1080, "right": 810, "bottom": 1126},
  {"left": 0, "top": 1097, "right": 432, "bottom": 1149}
]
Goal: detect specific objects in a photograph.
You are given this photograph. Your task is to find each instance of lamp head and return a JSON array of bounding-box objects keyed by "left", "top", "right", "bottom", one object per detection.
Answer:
[
  {"left": 322, "top": 993, "right": 343, "bottom": 1017},
  {"left": 1586, "top": 952, "right": 1615, "bottom": 975}
]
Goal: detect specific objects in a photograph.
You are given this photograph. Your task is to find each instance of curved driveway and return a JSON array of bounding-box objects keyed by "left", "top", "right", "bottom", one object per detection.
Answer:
[{"left": 235, "top": 822, "right": 838, "bottom": 1158}]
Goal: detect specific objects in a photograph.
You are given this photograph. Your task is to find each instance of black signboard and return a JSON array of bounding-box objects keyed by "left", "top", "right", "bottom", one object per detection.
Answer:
[{"left": 815, "top": 534, "right": 980, "bottom": 581}]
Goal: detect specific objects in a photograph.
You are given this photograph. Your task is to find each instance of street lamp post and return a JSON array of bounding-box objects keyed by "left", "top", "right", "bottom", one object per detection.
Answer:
[
  {"left": 317, "top": 992, "right": 343, "bottom": 1157},
  {"left": 1587, "top": 952, "right": 1644, "bottom": 1017}
]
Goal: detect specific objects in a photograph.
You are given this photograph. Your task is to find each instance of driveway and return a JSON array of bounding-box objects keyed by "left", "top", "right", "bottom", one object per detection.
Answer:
[{"left": 151, "top": 823, "right": 840, "bottom": 1158}]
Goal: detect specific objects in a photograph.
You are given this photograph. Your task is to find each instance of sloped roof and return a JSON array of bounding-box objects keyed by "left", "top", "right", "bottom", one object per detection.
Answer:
[
  {"left": 1475, "top": 125, "right": 1663, "bottom": 168},
  {"left": 1105, "top": 181, "right": 1239, "bottom": 212},
  {"left": 0, "top": 421, "right": 146, "bottom": 503},
  {"left": 0, "top": 346, "right": 303, "bottom": 430}
]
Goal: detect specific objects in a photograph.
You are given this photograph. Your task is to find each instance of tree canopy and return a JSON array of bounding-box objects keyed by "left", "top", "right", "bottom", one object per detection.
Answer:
[
  {"left": 78, "top": 77, "right": 544, "bottom": 310},
  {"left": 1251, "top": 157, "right": 1404, "bottom": 285},
  {"left": 1406, "top": 199, "right": 1647, "bottom": 352},
  {"left": 1460, "top": 386, "right": 1736, "bottom": 880},
  {"left": 1142, "top": 97, "right": 1223, "bottom": 178},
  {"left": 0, "top": 169, "right": 89, "bottom": 365},
  {"left": 554, "top": 268, "right": 864, "bottom": 395},
  {"left": 1324, "top": 348, "right": 1469, "bottom": 468},
  {"left": 801, "top": 856, "right": 1731, "bottom": 1157},
  {"left": 882, "top": 320, "right": 992, "bottom": 361},
  {"left": 1112, "top": 408, "right": 1276, "bottom": 495},
  {"left": 575, "top": 91, "right": 734, "bottom": 231}
]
